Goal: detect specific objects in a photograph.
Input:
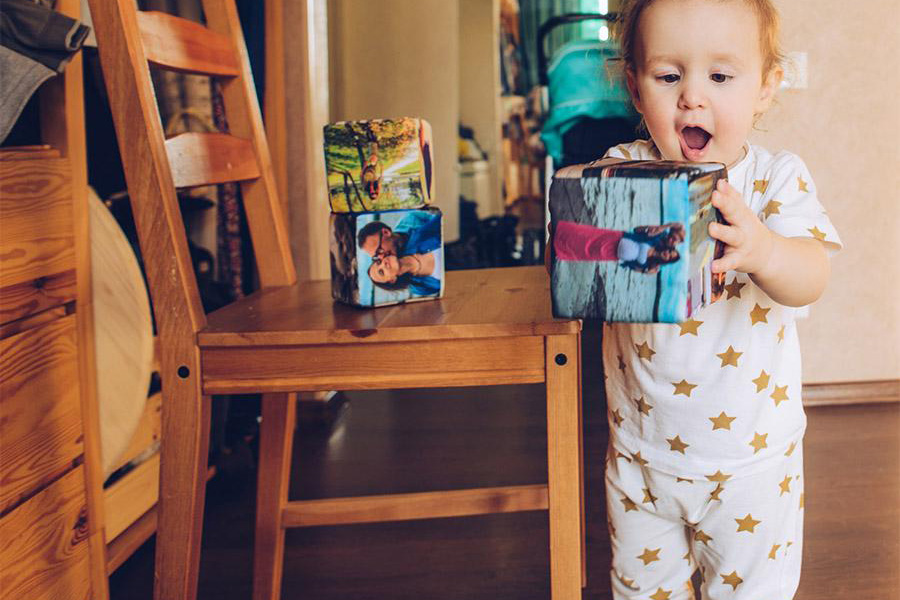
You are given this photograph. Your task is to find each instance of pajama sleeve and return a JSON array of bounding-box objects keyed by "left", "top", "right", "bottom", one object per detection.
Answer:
[{"left": 757, "top": 152, "right": 842, "bottom": 254}]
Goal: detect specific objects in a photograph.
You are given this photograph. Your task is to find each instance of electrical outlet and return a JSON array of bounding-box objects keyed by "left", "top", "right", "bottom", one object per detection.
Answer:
[{"left": 781, "top": 51, "right": 808, "bottom": 90}]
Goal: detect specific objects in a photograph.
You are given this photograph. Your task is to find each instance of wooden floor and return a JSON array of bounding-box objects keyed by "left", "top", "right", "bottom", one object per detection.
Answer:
[{"left": 109, "top": 330, "right": 899, "bottom": 599}]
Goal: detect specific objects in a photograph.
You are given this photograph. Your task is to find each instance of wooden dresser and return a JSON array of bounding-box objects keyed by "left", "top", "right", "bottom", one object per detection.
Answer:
[{"left": 0, "top": 1, "right": 109, "bottom": 597}]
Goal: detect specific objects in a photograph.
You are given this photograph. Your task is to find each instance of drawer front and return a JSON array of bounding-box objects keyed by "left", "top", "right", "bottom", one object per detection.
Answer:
[
  {"left": 0, "top": 157, "right": 75, "bottom": 302},
  {"left": 0, "top": 465, "right": 92, "bottom": 600},
  {"left": 0, "top": 315, "right": 83, "bottom": 514}
]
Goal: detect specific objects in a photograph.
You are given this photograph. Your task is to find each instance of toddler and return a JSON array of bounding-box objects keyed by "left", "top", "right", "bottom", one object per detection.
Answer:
[{"left": 599, "top": 1, "right": 841, "bottom": 598}]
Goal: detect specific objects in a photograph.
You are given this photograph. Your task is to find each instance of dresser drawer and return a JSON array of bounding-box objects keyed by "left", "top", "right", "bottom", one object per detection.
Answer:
[
  {"left": 0, "top": 464, "right": 92, "bottom": 600},
  {"left": 0, "top": 314, "right": 83, "bottom": 514},
  {"left": 0, "top": 157, "right": 76, "bottom": 323}
]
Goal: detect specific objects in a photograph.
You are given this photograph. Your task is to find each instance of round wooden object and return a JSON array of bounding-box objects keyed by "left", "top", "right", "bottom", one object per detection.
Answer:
[{"left": 89, "top": 189, "right": 154, "bottom": 477}]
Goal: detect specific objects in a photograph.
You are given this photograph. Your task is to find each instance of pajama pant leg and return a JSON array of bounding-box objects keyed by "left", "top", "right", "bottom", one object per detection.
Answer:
[
  {"left": 691, "top": 444, "right": 805, "bottom": 599},
  {"left": 605, "top": 451, "right": 697, "bottom": 600}
]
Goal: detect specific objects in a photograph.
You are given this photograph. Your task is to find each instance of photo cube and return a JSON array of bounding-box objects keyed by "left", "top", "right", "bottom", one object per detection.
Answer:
[
  {"left": 330, "top": 207, "right": 444, "bottom": 308},
  {"left": 324, "top": 117, "right": 434, "bottom": 213}
]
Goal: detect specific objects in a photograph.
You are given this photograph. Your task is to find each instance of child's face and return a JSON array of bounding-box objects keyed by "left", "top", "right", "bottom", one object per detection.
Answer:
[{"left": 626, "top": 0, "right": 781, "bottom": 165}]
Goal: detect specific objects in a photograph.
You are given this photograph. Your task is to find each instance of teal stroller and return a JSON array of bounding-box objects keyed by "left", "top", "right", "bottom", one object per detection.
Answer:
[{"left": 538, "top": 13, "right": 640, "bottom": 169}]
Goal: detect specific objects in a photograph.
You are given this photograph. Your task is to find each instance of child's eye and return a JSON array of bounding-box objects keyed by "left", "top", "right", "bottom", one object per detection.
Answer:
[
  {"left": 657, "top": 74, "right": 680, "bottom": 84},
  {"left": 710, "top": 73, "right": 733, "bottom": 83}
]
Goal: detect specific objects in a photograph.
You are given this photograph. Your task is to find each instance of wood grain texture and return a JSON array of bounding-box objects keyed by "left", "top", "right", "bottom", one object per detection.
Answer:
[
  {"left": 104, "top": 452, "right": 160, "bottom": 541},
  {"left": 201, "top": 336, "right": 546, "bottom": 394},
  {"left": 0, "top": 316, "right": 82, "bottom": 515},
  {"left": 137, "top": 10, "right": 239, "bottom": 76},
  {"left": 0, "top": 269, "right": 76, "bottom": 328},
  {"left": 106, "top": 501, "right": 157, "bottom": 575},
  {"left": 200, "top": 267, "right": 579, "bottom": 348},
  {"left": 281, "top": 485, "right": 550, "bottom": 528},
  {"left": 0, "top": 145, "right": 61, "bottom": 160},
  {"left": 545, "top": 334, "right": 583, "bottom": 598},
  {"left": 0, "top": 465, "right": 91, "bottom": 600},
  {"left": 253, "top": 394, "right": 295, "bottom": 600},
  {"left": 165, "top": 132, "right": 261, "bottom": 188},
  {"left": 201, "top": 0, "right": 297, "bottom": 288},
  {"left": 0, "top": 158, "right": 74, "bottom": 290}
]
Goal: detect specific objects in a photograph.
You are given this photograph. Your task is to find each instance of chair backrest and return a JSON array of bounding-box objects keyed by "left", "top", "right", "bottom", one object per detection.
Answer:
[{"left": 87, "top": 0, "right": 297, "bottom": 352}]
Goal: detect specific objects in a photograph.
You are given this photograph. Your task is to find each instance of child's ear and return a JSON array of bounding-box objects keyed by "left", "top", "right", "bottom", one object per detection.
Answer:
[
  {"left": 625, "top": 68, "right": 644, "bottom": 114},
  {"left": 756, "top": 65, "right": 783, "bottom": 113}
]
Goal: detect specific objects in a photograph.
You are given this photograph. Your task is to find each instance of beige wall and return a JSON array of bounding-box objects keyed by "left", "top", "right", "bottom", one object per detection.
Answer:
[
  {"left": 328, "top": 0, "right": 461, "bottom": 240},
  {"left": 751, "top": 0, "right": 900, "bottom": 382}
]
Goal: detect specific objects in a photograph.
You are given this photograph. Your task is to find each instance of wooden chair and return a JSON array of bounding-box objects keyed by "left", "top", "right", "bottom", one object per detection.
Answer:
[{"left": 87, "top": 1, "right": 584, "bottom": 598}]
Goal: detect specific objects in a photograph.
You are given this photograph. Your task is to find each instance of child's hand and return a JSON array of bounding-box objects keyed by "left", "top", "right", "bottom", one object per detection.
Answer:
[{"left": 708, "top": 179, "right": 774, "bottom": 274}]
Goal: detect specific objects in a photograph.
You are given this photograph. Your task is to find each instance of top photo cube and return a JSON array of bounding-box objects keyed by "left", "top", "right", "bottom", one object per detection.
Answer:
[{"left": 324, "top": 117, "right": 434, "bottom": 213}]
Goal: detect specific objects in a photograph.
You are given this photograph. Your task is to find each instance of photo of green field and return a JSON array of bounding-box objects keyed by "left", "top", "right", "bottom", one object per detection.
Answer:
[{"left": 324, "top": 118, "right": 434, "bottom": 213}]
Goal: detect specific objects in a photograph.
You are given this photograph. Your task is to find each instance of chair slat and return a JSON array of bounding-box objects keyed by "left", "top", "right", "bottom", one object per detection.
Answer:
[
  {"left": 137, "top": 11, "right": 239, "bottom": 76},
  {"left": 165, "top": 132, "right": 260, "bottom": 188}
]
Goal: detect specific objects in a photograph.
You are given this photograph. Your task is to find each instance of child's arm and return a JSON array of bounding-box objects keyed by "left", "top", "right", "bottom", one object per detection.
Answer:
[{"left": 708, "top": 179, "right": 830, "bottom": 307}]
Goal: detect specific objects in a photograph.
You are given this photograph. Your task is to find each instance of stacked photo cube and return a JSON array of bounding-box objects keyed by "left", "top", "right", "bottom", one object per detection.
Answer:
[{"left": 325, "top": 118, "right": 444, "bottom": 308}]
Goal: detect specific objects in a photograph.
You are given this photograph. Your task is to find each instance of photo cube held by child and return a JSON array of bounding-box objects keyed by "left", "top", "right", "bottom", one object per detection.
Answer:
[
  {"left": 330, "top": 207, "right": 444, "bottom": 308},
  {"left": 549, "top": 158, "right": 727, "bottom": 323},
  {"left": 324, "top": 117, "right": 434, "bottom": 213}
]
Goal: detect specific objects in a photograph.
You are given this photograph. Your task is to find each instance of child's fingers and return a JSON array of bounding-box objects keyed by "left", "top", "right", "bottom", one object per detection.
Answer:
[
  {"left": 708, "top": 221, "right": 743, "bottom": 247},
  {"left": 711, "top": 252, "right": 739, "bottom": 273}
]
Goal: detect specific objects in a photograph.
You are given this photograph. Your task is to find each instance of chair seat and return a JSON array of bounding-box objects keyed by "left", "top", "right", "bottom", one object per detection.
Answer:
[{"left": 198, "top": 266, "right": 581, "bottom": 394}]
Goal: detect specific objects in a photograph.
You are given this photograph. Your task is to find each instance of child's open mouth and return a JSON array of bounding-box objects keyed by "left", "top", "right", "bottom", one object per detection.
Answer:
[{"left": 679, "top": 126, "right": 711, "bottom": 161}]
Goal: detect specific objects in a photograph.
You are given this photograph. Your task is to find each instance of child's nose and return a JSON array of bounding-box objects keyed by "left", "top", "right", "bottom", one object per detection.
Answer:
[{"left": 678, "top": 78, "right": 708, "bottom": 110}]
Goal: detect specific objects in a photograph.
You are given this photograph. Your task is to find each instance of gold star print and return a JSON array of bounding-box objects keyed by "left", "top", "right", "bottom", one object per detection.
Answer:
[
  {"left": 617, "top": 354, "right": 627, "bottom": 371},
  {"left": 808, "top": 226, "right": 826, "bottom": 241},
  {"left": 635, "top": 341, "right": 656, "bottom": 361},
  {"left": 694, "top": 530, "right": 713, "bottom": 546},
  {"left": 672, "top": 379, "right": 698, "bottom": 397},
  {"left": 798, "top": 176, "right": 809, "bottom": 192},
  {"left": 709, "top": 483, "right": 724, "bottom": 501},
  {"left": 632, "top": 451, "right": 649, "bottom": 466},
  {"left": 682, "top": 550, "right": 692, "bottom": 564},
  {"left": 777, "top": 325, "right": 786, "bottom": 343},
  {"left": 750, "top": 432, "right": 769, "bottom": 454},
  {"left": 667, "top": 435, "right": 690, "bottom": 454},
  {"left": 679, "top": 318, "right": 703, "bottom": 336},
  {"left": 717, "top": 346, "right": 743, "bottom": 368},
  {"left": 752, "top": 369, "right": 770, "bottom": 393},
  {"left": 611, "top": 409, "right": 624, "bottom": 427},
  {"left": 771, "top": 385, "right": 789, "bottom": 406},
  {"left": 761, "top": 199, "right": 781, "bottom": 219},
  {"left": 621, "top": 496, "right": 638, "bottom": 512},
  {"left": 650, "top": 588, "right": 672, "bottom": 600},
  {"left": 750, "top": 303, "right": 770, "bottom": 325},
  {"left": 721, "top": 571, "right": 743, "bottom": 590},
  {"left": 753, "top": 179, "right": 769, "bottom": 194},
  {"left": 709, "top": 411, "right": 737, "bottom": 431},
  {"left": 706, "top": 470, "right": 732, "bottom": 483},
  {"left": 785, "top": 441, "right": 797, "bottom": 456},
  {"left": 637, "top": 548, "right": 661, "bottom": 565},
  {"left": 643, "top": 488, "right": 658, "bottom": 504},
  {"left": 676, "top": 477, "right": 694, "bottom": 484},
  {"left": 768, "top": 543, "right": 781, "bottom": 559},
  {"left": 779, "top": 475, "right": 792, "bottom": 495},
  {"left": 616, "top": 451, "right": 632, "bottom": 462},
  {"left": 723, "top": 278, "right": 746, "bottom": 299},
  {"left": 735, "top": 514, "right": 761, "bottom": 533},
  {"left": 635, "top": 396, "right": 654, "bottom": 416}
]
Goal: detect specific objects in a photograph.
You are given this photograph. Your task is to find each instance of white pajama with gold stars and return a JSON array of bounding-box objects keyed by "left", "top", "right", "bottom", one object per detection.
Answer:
[{"left": 600, "top": 140, "right": 841, "bottom": 599}]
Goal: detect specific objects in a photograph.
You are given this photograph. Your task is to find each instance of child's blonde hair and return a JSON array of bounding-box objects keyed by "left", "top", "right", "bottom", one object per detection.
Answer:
[{"left": 615, "top": 0, "right": 785, "bottom": 80}]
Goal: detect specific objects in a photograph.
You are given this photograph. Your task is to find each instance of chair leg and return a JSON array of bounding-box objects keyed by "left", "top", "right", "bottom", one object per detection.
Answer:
[
  {"left": 154, "top": 383, "right": 211, "bottom": 600},
  {"left": 577, "top": 333, "right": 587, "bottom": 589},
  {"left": 546, "top": 334, "right": 582, "bottom": 600},
  {"left": 253, "top": 393, "right": 297, "bottom": 600}
]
